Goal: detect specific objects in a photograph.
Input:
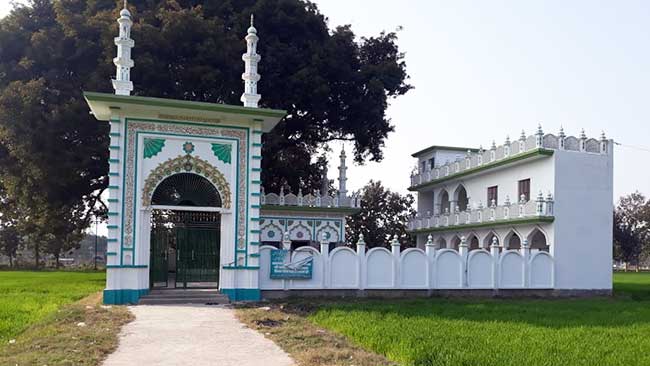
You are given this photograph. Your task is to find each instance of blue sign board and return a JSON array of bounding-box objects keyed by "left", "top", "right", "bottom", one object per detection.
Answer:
[{"left": 270, "top": 249, "right": 313, "bottom": 279}]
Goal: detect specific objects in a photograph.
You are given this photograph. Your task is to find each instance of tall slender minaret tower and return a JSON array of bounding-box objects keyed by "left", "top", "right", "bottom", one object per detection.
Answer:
[
  {"left": 241, "top": 15, "right": 261, "bottom": 108},
  {"left": 112, "top": 0, "right": 134, "bottom": 96},
  {"left": 338, "top": 146, "right": 348, "bottom": 200}
]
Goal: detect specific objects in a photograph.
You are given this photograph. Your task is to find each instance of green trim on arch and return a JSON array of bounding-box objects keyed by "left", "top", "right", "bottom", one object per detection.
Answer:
[
  {"left": 249, "top": 253, "right": 260, "bottom": 258},
  {"left": 106, "top": 252, "right": 117, "bottom": 256},
  {"left": 109, "top": 172, "right": 119, "bottom": 177},
  {"left": 109, "top": 132, "right": 121, "bottom": 137},
  {"left": 143, "top": 138, "right": 166, "bottom": 159},
  {"left": 107, "top": 212, "right": 119, "bottom": 216},
  {"left": 108, "top": 199, "right": 119, "bottom": 203},
  {"left": 107, "top": 238, "right": 118, "bottom": 242},
  {"left": 251, "top": 192, "right": 261, "bottom": 197},
  {"left": 109, "top": 158, "right": 120, "bottom": 163},
  {"left": 211, "top": 143, "right": 232, "bottom": 164},
  {"left": 107, "top": 225, "right": 119, "bottom": 229},
  {"left": 253, "top": 143, "right": 263, "bottom": 147},
  {"left": 109, "top": 146, "right": 120, "bottom": 150},
  {"left": 108, "top": 185, "right": 119, "bottom": 189}
]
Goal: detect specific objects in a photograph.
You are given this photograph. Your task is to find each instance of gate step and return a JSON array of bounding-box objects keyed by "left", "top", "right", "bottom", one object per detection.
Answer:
[
  {"left": 138, "top": 289, "right": 230, "bottom": 305},
  {"left": 145, "top": 289, "right": 224, "bottom": 297}
]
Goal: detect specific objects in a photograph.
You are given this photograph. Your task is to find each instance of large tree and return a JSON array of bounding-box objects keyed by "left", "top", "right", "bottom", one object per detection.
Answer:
[
  {"left": 0, "top": 0, "right": 411, "bottom": 264},
  {"left": 0, "top": 224, "right": 20, "bottom": 268},
  {"left": 346, "top": 180, "right": 415, "bottom": 248}
]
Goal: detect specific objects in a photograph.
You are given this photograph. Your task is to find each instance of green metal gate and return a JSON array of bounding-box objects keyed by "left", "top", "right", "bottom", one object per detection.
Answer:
[
  {"left": 150, "top": 224, "right": 170, "bottom": 286},
  {"left": 150, "top": 210, "right": 220, "bottom": 289}
]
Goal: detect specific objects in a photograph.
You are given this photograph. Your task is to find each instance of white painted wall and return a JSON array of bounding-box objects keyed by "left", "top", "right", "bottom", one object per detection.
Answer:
[
  {"left": 553, "top": 145, "right": 613, "bottom": 289},
  {"left": 259, "top": 243, "right": 554, "bottom": 290},
  {"left": 428, "top": 156, "right": 555, "bottom": 211}
]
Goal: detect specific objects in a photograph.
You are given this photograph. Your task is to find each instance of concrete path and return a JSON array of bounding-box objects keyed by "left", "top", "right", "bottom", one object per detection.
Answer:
[{"left": 103, "top": 305, "right": 295, "bottom": 366}]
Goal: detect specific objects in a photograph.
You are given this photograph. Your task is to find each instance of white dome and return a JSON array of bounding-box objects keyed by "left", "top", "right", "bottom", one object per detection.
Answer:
[{"left": 120, "top": 8, "right": 131, "bottom": 17}]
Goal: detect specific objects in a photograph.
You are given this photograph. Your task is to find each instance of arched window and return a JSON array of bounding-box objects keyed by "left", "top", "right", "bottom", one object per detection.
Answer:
[
  {"left": 451, "top": 236, "right": 462, "bottom": 250},
  {"left": 468, "top": 234, "right": 480, "bottom": 250},
  {"left": 152, "top": 173, "right": 222, "bottom": 207},
  {"left": 436, "top": 237, "right": 447, "bottom": 249},
  {"left": 505, "top": 231, "right": 522, "bottom": 250},
  {"left": 454, "top": 185, "right": 469, "bottom": 211},
  {"left": 439, "top": 190, "right": 450, "bottom": 214},
  {"left": 528, "top": 228, "right": 549, "bottom": 251},
  {"left": 483, "top": 232, "right": 499, "bottom": 249}
]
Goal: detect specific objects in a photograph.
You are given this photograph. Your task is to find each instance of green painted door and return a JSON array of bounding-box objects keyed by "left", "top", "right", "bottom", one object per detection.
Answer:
[
  {"left": 150, "top": 210, "right": 220, "bottom": 289},
  {"left": 150, "top": 226, "right": 170, "bottom": 287},
  {"left": 176, "top": 224, "right": 220, "bottom": 287}
]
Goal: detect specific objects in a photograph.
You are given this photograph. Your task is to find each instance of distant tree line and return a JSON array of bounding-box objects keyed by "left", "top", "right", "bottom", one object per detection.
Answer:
[{"left": 614, "top": 192, "right": 650, "bottom": 270}]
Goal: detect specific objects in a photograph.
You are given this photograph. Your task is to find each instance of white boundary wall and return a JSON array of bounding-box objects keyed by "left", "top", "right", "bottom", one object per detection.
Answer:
[{"left": 259, "top": 238, "right": 554, "bottom": 291}]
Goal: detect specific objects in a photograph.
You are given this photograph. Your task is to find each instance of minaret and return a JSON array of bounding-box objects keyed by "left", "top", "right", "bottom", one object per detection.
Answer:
[
  {"left": 321, "top": 164, "right": 329, "bottom": 196},
  {"left": 338, "top": 146, "right": 348, "bottom": 200},
  {"left": 241, "top": 15, "right": 261, "bottom": 108},
  {"left": 112, "top": 0, "right": 134, "bottom": 96}
]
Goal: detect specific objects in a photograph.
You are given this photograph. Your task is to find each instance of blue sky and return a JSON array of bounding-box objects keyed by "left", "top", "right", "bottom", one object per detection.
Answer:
[{"left": 1, "top": 1, "right": 649, "bottom": 202}]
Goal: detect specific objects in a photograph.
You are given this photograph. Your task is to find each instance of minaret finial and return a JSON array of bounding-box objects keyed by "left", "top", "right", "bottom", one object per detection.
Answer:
[
  {"left": 338, "top": 145, "right": 348, "bottom": 201},
  {"left": 241, "top": 15, "right": 261, "bottom": 108},
  {"left": 112, "top": 0, "right": 134, "bottom": 96},
  {"left": 250, "top": 14, "right": 254, "bottom": 27}
]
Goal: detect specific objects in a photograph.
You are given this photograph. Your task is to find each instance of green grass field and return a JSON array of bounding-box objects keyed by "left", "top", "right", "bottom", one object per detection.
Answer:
[
  {"left": 0, "top": 271, "right": 105, "bottom": 342},
  {"left": 310, "top": 272, "right": 650, "bottom": 366}
]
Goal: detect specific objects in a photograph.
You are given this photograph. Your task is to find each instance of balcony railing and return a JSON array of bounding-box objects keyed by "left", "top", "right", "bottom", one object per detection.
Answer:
[{"left": 408, "top": 192, "right": 554, "bottom": 232}]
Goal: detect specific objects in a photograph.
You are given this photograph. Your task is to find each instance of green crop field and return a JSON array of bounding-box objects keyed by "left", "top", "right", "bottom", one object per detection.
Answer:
[
  {"left": 309, "top": 272, "right": 650, "bottom": 366},
  {"left": 0, "top": 271, "right": 105, "bottom": 342}
]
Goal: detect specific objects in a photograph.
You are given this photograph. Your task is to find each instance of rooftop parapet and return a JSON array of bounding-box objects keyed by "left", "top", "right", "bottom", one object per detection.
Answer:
[
  {"left": 410, "top": 125, "right": 610, "bottom": 189},
  {"left": 260, "top": 186, "right": 361, "bottom": 209}
]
